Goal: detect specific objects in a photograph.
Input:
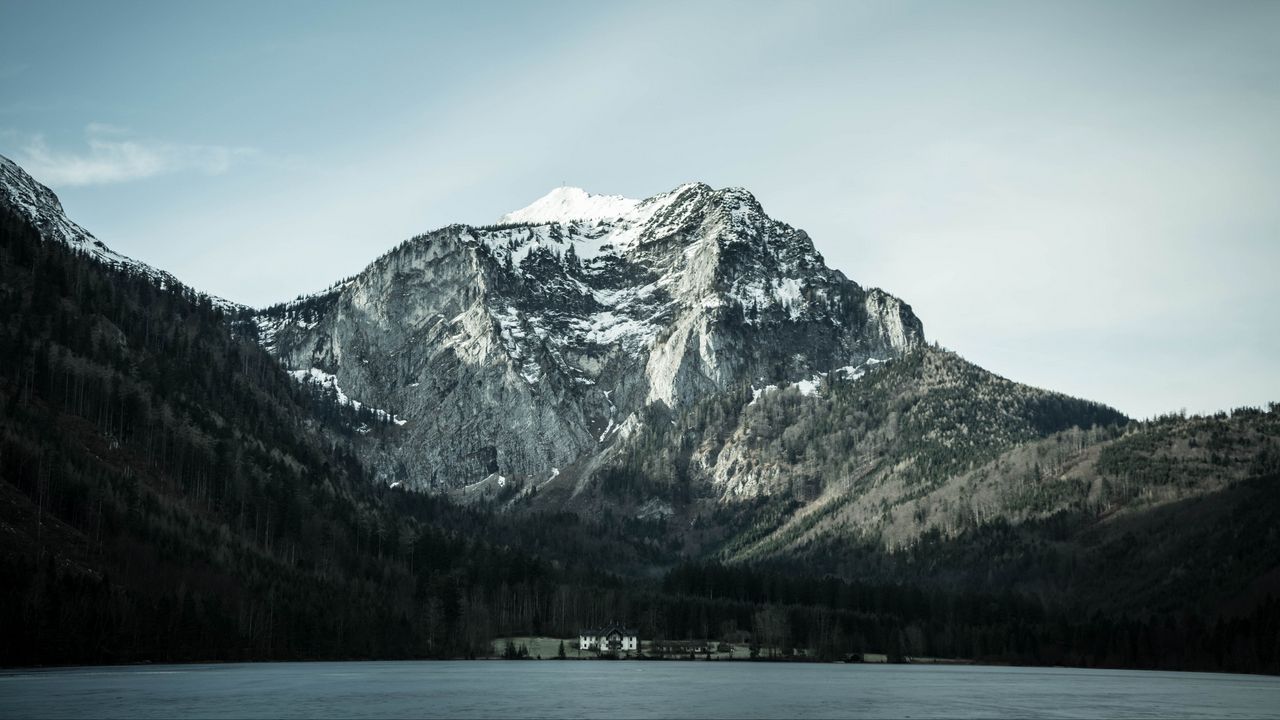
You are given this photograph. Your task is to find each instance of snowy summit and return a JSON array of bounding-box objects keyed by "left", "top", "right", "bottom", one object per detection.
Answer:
[{"left": 498, "top": 186, "right": 641, "bottom": 225}]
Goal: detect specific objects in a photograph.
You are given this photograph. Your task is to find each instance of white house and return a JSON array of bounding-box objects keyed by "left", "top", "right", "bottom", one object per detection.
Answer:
[{"left": 578, "top": 623, "right": 638, "bottom": 653}]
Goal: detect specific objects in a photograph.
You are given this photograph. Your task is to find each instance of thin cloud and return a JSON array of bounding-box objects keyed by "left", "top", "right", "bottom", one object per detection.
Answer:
[
  {"left": 16, "top": 125, "right": 255, "bottom": 187},
  {"left": 83, "top": 122, "right": 130, "bottom": 136}
]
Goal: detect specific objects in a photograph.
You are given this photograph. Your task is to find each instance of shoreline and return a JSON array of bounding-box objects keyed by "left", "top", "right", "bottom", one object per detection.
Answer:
[{"left": 6, "top": 656, "right": 1279, "bottom": 679}]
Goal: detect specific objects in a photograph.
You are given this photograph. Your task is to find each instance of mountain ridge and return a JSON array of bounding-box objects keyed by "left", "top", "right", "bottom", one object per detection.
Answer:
[
  {"left": 255, "top": 180, "right": 925, "bottom": 492},
  {"left": 2, "top": 152, "right": 1278, "bottom": 674},
  {"left": 0, "top": 155, "right": 244, "bottom": 313}
]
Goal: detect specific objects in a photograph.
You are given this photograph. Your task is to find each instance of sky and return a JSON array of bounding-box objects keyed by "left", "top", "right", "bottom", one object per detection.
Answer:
[{"left": 1, "top": 0, "right": 1277, "bottom": 419}]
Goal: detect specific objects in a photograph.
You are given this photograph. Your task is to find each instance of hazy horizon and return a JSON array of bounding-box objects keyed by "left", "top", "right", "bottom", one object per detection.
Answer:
[{"left": 2, "top": 0, "right": 1277, "bottom": 419}]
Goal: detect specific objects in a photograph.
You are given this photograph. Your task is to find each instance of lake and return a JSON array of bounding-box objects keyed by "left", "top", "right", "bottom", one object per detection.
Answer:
[{"left": 2, "top": 661, "right": 1278, "bottom": 719}]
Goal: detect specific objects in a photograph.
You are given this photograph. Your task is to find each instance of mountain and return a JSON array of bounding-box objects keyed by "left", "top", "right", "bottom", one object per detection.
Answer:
[
  {"left": 249, "top": 183, "right": 1129, "bottom": 530},
  {"left": 245, "top": 177, "right": 1280, "bottom": 629},
  {"left": 2, "top": 153, "right": 1277, "bottom": 674},
  {"left": 0, "top": 155, "right": 663, "bottom": 664},
  {"left": 578, "top": 344, "right": 1128, "bottom": 549},
  {"left": 0, "top": 155, "right": 241, "bottom": 313},
  {"left": 649, "top": 348, "right": 1279, "bottom": 617},
  {"left": 255, "top": 183, "right": 922, "bottom": 492}
]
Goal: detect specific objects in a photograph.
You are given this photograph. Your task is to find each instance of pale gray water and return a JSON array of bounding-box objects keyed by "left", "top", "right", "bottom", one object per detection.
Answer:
[{"left": 1, "top": 661, "right": 1278, "bottom": 719}]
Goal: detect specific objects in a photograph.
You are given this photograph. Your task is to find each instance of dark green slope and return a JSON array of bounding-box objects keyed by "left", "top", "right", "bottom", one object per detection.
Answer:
[
  {"left": 570, "top": 340, "right": 1279, "bottom": 669},
  {"left": 0, "top": 196, "right": 666, "bottom": 665}
]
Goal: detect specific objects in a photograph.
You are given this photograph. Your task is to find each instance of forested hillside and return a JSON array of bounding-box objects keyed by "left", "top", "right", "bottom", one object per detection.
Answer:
[
  {"left": 0, "top": 199, "right": 664, "bottom": 664},
  {"left": 2, "top": 154, "right": 1278, "bottom": 675}
]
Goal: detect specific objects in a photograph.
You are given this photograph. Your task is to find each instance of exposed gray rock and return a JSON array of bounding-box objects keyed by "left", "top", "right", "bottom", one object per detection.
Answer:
[{"left": 256, "top": 183, "right": 924, "bottom": 491}]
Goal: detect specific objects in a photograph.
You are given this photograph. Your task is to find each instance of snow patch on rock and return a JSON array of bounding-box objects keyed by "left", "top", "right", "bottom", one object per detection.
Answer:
[{"left": 289, "top": 367, "right": 407, "bottom": 425}]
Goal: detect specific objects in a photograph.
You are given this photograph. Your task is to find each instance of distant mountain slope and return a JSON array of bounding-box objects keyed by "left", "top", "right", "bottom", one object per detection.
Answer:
[
  {"left": 712, "top": 346, "right": 1130, "bottom": 556},
  {"left": 802, "top": 405, "right": 1280, "bottom": 618},
  {"left": 538, "top": 345, "right": 1122, "bottom": 544},
  {"left": 571, "top": 341, "right": 1277, "bottom": 619},
  {"left": 0, "top": 155, "right": 242, "bottom": 313},
  {"left": 255, "top": 184, "right": 922, "bottom": 491}
]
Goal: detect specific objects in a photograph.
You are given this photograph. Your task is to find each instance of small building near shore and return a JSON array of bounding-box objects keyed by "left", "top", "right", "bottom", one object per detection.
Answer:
[{"left": 578, "top": 623, "right": 638, "bottom": 653}]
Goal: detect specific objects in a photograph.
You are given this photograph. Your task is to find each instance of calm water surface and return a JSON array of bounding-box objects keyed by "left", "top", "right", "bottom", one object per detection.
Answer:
[{"left": 1, "top": 661, "right": 1277, "bottom": 719}]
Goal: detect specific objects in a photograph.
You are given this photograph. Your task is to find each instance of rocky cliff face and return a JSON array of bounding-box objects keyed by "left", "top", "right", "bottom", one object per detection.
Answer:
[{"left": 256, "top": 183, "right": 924, "bottom": 491}]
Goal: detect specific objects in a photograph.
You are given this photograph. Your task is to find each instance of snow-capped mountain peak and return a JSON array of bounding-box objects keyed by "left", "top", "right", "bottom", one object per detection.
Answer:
[
  {"left": 498, "top": 186, "right": 642, "bottom": 225},
  {"left": 259, "top": 178, "right": 924, "bottom": 491}
]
